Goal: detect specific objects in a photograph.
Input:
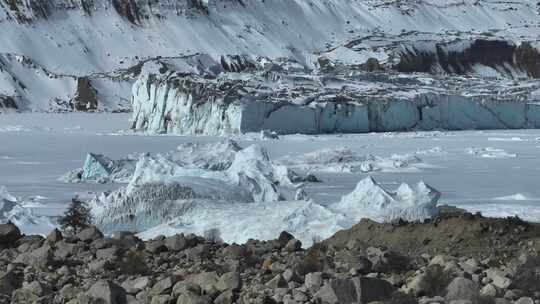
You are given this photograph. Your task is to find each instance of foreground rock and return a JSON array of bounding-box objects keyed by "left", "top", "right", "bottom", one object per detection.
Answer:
[{"left": 0, "top": 212, "right": 539, "bottom": 304}]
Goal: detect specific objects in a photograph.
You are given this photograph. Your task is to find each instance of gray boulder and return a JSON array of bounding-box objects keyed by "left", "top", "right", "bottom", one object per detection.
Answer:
[
  {"left": 165, "top": 234, "right": 188, "bottom": 251},
  {"left": 14, "top": 244, "right": 53, "bottom": 269},
  {"left": 151, "top": 276, "right": 180, "bottom": 295},
  {"left": 0, "top": 223, "right": 21, "bottom": 244},
  {"left": 216, "top": 271, "right": 241, "bottom": 292},
  {"left": 77, "top": 226, "right": 104, "bottom": 243},
  {"left": 446, "top": 277, "right": 479, "bottom": 304},
  {"left": 0, "top": 271, "right": 17, "bottom": 295},
  {"left": 121, "top": 276, "right": 152, "bottom": 294},
  {"left": 176, "top": 291, "right": 211, "bottom": 304},
  {"left": 84, "top": 280, "right": 128, "bottom": 304}
]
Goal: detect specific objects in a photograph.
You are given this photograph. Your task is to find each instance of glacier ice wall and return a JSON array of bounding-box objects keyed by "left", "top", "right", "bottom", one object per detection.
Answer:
[{"left": 132, "top": 70, "right": 540, "bottom": 135}]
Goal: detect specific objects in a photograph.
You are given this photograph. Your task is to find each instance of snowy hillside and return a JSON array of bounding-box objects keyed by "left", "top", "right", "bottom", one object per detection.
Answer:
[{"left": 1, "top": 0, "right": 539, "bottom": 112}]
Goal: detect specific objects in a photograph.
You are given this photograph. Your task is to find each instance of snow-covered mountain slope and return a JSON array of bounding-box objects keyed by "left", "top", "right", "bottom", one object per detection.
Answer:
[{"left": 1, "top": 0, "right": 539, "bottom": 112}]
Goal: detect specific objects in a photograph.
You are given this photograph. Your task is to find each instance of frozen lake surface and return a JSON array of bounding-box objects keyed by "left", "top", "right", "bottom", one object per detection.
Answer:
[{"left": 1, "top": 113, "right": 540, "bottom": 222}]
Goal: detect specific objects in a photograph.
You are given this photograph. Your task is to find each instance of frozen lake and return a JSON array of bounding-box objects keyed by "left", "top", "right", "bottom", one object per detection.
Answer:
[{"left": 1, "top": 113, "right": 540, "bottom": 221}]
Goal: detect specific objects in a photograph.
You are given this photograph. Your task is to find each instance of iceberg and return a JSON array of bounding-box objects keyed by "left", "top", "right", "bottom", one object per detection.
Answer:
[
  {"left": 332, "top": 177, "right": 440, "bottom": 225},
  {"left": 59, "top": 153, "right": 136, "bottom": 184},
  {"left": 127, "top": 143, "right": 295, "bottom": 203},
  {"left": 0, "top": 187, "right": 55, "bottom": 235},
  {"left": 84, "top": 139, "right": 442, "bottom": 246}
]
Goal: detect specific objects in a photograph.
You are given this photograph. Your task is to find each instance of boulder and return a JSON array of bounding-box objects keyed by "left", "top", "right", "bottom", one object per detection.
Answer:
[
  {"left": 353, "top": 277, "right": 396, "bottom": 303},
  {"left": 265, "top": 274, "right": 288, "bottom": 289},
  {"left": 216, "top": 271, "right": 241, "bottom": 292},
  {"left": 480, "top": 284, "right": 498, "bottom": 297},
  {"left": 284, "top": 239, "right": 302, "bottom": 252},
  {"left": 446, "top": 277, "right": 479, "bottom": 304},
  {"left": 164, "top": 234, "right": 188, "bottom": 251},
  {"left": 14, "top": 244, "right": 53, "bottom": 269},
  {"left": 314, "top": 279, "right": 357, "bottom": 304},
  {"left": 214, "top": 290, "right": 235, "bottom": 304},
  {"left": 187, "top": 271, "right": 219, "bottom": 294},
  {"left": 305, "top": 272, "right": 323, "bottom": 292},
  {"left": 151, "top": 276, "right": 180, "bottom": 295},
  {"left": 121, "top": 276, "right": 152, "bottom": 294},
  {"left": 11, "top": 288, "right": 39, "bottom": 303},
  {"left": 172, "top": 281, "right": 201, "bottom": 297},
  {"left": 145, "top": 240, "right": 168, "bottom": 254},
  {"left": 0, "top": 223, "right": 21, "bottom": 244},
  {"left": 0, "top": 271, "right": 17, "bottom": 295},
  {"left": 96, "top": 246, "right": 121, "bottom": 260},
  {"left": 176, "top": 291, "right": 212, "bottom": 304},
  {"left": 277, "top": 231, "right": 294, "bottom": 248},
  {"left": 46, "top": 228, "right": 63, "bottom": 243},
  {"left": 151, "top": 295, "right": 172, "bottom": 304},
  {"left": 515, "top": 298, "right": 534, "bottom": 304},
  {"left": 485, "top": 268, "right": 511, "bottom": 290},
  {"left": 77, "top": 226, "right": 104, "bottom": 243},
  {"left": 84, "top": 280, "right": 127, "bottom": 304}
]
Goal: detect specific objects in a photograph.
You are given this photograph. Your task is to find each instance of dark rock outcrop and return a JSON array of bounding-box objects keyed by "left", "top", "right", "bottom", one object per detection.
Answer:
[
  {"left": 0, "top": 95, "right": 17, "bottom": 111},
  {"left": 0, "top": 223, "right": 22, "bottom": 245},
  {"left": 70, "top": 77, "right": 98, "bottom": 111},
  {"left": 396, "top": 39, "right": 540, "bottom": 78}
]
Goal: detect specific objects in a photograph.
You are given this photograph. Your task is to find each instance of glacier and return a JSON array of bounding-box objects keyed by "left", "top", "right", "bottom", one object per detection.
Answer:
[{"left": 130, "top": 57, "right": 540, "bottom": 135}]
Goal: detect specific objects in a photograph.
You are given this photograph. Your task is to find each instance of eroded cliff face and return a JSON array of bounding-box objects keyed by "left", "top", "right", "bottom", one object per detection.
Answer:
[
  {"left": 396, "top": 40, "right": 540, "bottom": 78},
  {"left": 0, "top": 0, "right": 210, "bottom": 23}
]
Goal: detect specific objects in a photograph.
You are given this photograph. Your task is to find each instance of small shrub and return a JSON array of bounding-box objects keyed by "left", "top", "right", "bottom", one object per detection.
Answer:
[
  {"left": 204, "top": 228, "right": 223, "bottom": 243},
  {"left": 58, "top": 197, "right": 92, "bottom": 234}
]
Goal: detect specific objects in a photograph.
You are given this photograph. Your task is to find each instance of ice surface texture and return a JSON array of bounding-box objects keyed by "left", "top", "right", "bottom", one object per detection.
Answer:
[{"left": 85, "top": 142, "right": 441, "bottom": 245}]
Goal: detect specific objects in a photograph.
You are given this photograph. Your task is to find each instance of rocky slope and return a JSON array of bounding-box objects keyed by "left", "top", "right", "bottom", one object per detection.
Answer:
[
  {"left": 1, "top": 209, "right": 540, "bottom": 304},
  {"left": 1, "top": 0, "right": 539, "bottom": 113}
]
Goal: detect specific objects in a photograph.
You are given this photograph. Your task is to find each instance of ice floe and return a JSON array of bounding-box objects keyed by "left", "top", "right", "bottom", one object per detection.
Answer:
[
  {"left": 466, "top": 147, "right": 517, "bottom": 159},
  {"left": 277, "top": 147, "right": 423, "bottom": 173}
]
